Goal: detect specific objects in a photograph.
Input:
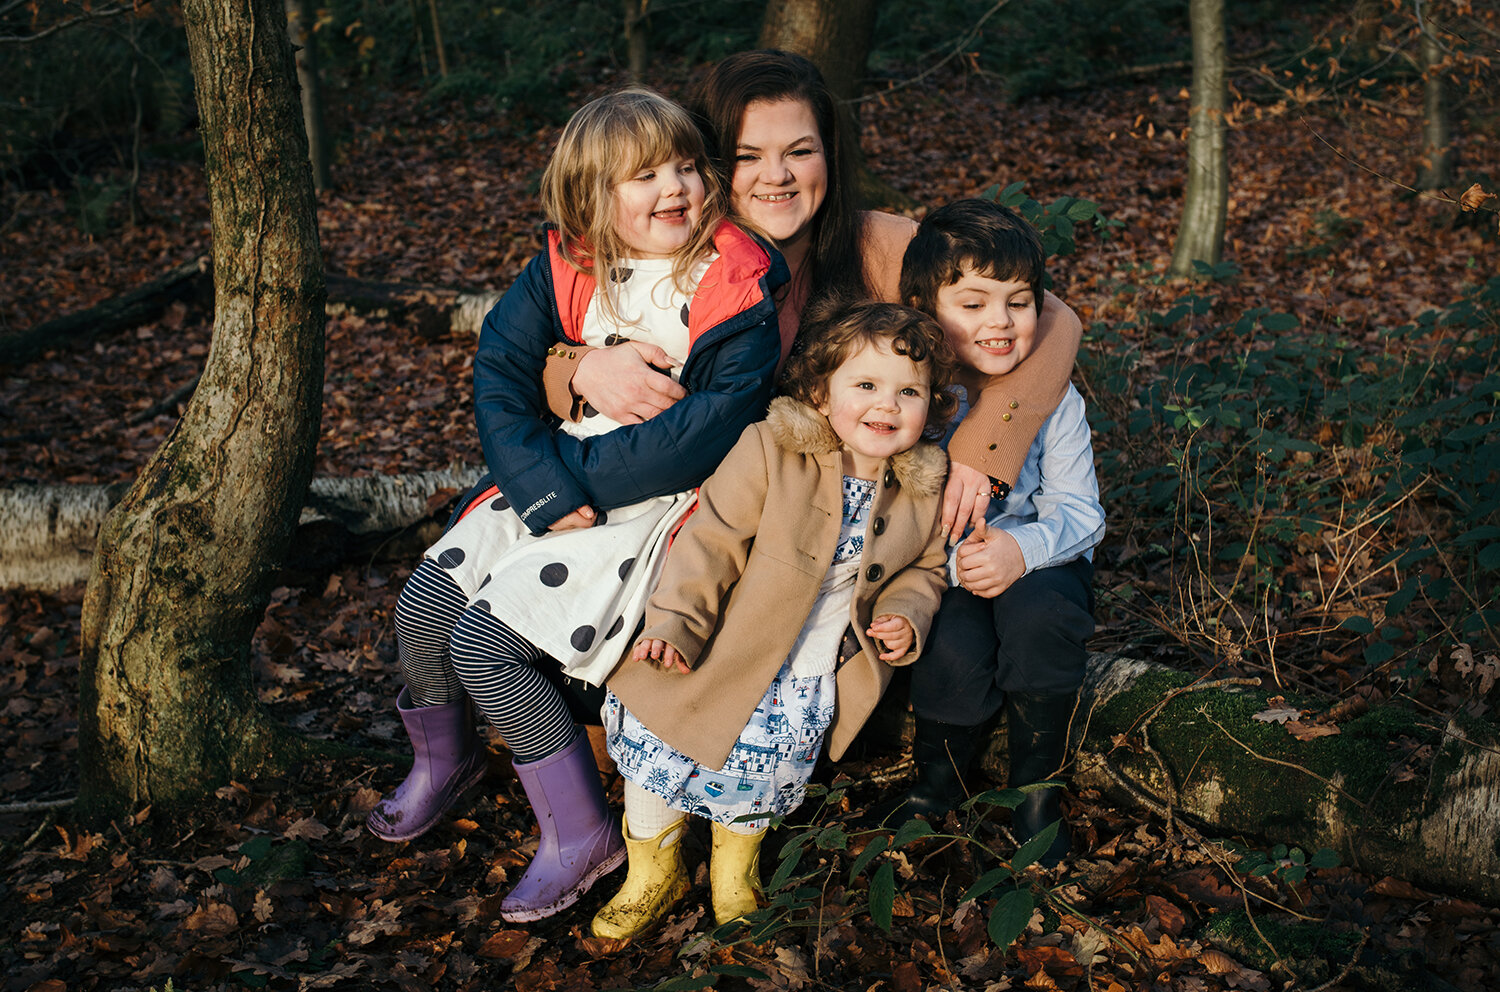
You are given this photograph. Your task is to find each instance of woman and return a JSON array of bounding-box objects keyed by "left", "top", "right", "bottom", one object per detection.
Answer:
[{"left": 542, "top": 49, "right": 1081, "bottom": 541}]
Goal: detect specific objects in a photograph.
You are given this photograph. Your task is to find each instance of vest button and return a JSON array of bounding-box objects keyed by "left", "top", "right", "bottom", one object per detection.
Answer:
[{"left": 865, "top": 563, "right": 884, "bottom": 582}]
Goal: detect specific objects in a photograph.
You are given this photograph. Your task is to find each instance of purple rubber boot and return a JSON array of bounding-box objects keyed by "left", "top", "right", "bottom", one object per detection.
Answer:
[
  {"left": 499, "top": 731, "right": 627, "bottom": 922},
  {"left": 366, "top": 688, "right": 488, "bottom": 842}
]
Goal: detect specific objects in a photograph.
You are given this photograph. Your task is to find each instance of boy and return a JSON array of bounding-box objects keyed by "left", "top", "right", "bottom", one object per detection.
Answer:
[{"left": 885, "top": 198, "right": 1104, "bottom": 867}]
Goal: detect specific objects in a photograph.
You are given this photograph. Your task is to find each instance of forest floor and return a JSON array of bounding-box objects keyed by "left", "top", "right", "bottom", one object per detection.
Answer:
[{"left": 1, "top": 53, "right": 1498, "bottom": 992}]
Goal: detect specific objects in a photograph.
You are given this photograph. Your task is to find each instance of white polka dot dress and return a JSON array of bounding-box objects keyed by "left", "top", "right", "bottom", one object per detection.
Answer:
[{"left": 421, "top": 257, "right": 706, "bottom": 686}]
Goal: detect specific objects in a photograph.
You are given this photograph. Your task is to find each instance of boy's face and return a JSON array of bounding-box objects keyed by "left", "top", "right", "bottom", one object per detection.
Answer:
[{"left": 934, "top": 269, "right": 1039, "bottom": 378}]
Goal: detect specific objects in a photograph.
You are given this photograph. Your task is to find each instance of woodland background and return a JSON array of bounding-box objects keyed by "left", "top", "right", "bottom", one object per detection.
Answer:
[{"left": 0, "top": 0, "right": 1497, "bottom": 990}]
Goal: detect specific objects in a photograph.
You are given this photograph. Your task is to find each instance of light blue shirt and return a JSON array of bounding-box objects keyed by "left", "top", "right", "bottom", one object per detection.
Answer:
[{"left": 943, "top": 383, "right": 1106, "bottom": 583}]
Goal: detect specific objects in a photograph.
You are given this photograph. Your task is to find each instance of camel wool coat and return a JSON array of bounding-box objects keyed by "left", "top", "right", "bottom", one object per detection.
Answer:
[{"left": 607, "top": 396, "right": 950, "bottom": 770}]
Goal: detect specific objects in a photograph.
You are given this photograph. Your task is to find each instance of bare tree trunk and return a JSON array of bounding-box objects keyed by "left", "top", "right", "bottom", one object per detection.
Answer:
[
  {"left": 286, "top": 0, "right": 331, "bottom": 192},
  {"left": 77, "top": 0, "right": 326, "bottom": 819},
  {"left": 1169, "top": 0, "right": 1229, "bottom": 277},
  {"left": 427, "top": 0, "right": 448, "bottom": 78},
  {"left": 622, "top": 0, "right": 649, "bottom": 84},
  {"left": 758, "top": 0, "right": 878, "bottom": 104},
  {"left": 1415, "top": 7, "right": 1454, "bottom": 190}
]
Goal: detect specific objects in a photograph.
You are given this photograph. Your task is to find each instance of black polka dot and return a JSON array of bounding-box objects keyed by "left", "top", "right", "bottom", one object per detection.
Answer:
[
  {"left": 610, "top": 267, "right": 634, "bottom": 283},
  {"left": 582, "top": 402, "right": 599, "bottom": 419},
  {"left": 617, "top": 557, "right": 636, "bottom": 580},
  {"left": 490, "top": 495, "right": 510, "bottom": 511},
  {"left": 473, "top": 600, "right": 491, "bottom": 613},
  {"left": 540, "top": 563, "right": 569, "bottom": 587},
  {"left": 679, "top": 302, "right": 690, "bottom": 326},
  {"left": 595, "top": 510, "right": 608, "bottom": 526},
  {"left": 479, "top": 573, "right": 491, "bottom": 588},
  {"left": 571, "top": 625, "right": 596, "bottom": 651},
  {"left": 605, "top": 616, "right": 624, "bottom": 639},
  {"left": 437, "top": 548, "right": 465, "bottom": 569}
]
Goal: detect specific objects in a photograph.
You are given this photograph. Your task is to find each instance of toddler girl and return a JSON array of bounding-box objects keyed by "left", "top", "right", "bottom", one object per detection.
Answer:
[
  {"left": 592, "top": 300, "right": 956, "bottom": 940},
  {"left": 366, "top": 89, "right": 785, "bottom": 925}
]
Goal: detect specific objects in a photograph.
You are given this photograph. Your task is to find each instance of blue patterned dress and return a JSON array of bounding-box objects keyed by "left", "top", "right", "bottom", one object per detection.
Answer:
[{"left": 604, "top": 477, "right": 876, "bottom": 828}]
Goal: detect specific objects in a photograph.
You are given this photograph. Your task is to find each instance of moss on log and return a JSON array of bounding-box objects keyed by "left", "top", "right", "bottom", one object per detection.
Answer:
[{"left": 1073, "top": 654, "right": 1500, "bottom": 905}]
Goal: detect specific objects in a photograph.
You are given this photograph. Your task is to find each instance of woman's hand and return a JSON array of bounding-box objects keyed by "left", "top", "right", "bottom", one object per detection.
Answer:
[
  {"left": 632, "top": 637, "right": 692, "bottom": 674},
  {"left": 867, "top": 614, "right": 914, "bottom": 661},
  {"left": 574, "top": 342, "right": 686, "bottom": 424},
  {"left": 942, "top": 460, "right": 993, "bottom": 545},
  {"left": 547, "top": 506, "right": 597, "bottom": 531},
  {"left": 954, "top": 520, "right": 1025, "bottom": 598}
]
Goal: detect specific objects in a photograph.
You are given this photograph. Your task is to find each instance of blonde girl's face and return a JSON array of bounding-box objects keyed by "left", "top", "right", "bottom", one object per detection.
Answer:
[
  {"left": 611, "top": 154, "right": 706, "bottom": 258},
  {"left": 818, "top": 339, "right": 931, "bottom": 480}
]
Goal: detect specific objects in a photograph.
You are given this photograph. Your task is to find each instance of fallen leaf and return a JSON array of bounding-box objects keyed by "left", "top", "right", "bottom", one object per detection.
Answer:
[
  {"left": 1252, "top": 696, "right": 1301, "bottom": 724},
  {"left": 1285, "top": 720, "right": 1340, "bottom": 741},
  {"left": 285, "top": 816, "right": 330, "bottom": 841}
]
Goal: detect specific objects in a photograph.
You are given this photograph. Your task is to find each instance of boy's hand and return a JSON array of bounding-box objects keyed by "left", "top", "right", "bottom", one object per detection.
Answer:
[
  {"left": 575, "top": 342, "right": 685, "bottom": 424},
  {"left": 631, "top": 637, "right": 691, "bottom": 674},
  {"left": 867, "top": 614, "right": 914, "bottom": 661},
  {"left": 548, "top": 505, "right": 597, "bottom": 531},
  {"left": 955, "top": 519, "right": 1026, "bottom": 598},
  {"left": 942, "top": 461, "right": 993, "bottom": 545}
]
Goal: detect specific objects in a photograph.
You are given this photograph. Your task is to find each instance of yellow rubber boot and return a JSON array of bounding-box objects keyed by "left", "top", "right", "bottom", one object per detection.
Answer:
[
  {"left": 710, "top": 822, "right": 766, "bottom": 925},
  {"left": 590, "top": 818, "right": 690, "bottom": 941}
]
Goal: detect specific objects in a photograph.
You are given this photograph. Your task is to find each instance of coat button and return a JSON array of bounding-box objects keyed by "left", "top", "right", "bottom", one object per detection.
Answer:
[
  {"left": 872, "top": 517, "right": 886, "bottom": 535},
  {"left": 883, "top": 469, "right": 897, "bottom": 488},
  {"left": 865, "top": 563, "right": 884, "bottom": 582}
]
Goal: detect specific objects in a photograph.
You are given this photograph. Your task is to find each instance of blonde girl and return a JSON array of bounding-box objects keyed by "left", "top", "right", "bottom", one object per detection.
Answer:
[{"left": 366, "top": 88, "right": 786, "bottom": 926}]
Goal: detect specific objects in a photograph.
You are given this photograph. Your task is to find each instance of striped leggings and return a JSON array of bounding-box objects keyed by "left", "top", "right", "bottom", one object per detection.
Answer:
[{"left": 393, "top": 558, "right": 576, "bottom": 762}]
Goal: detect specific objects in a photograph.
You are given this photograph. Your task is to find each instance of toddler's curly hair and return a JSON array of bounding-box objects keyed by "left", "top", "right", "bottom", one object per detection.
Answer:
[{"left": 781, "top": 297, "right": 959, "bottom": 439}]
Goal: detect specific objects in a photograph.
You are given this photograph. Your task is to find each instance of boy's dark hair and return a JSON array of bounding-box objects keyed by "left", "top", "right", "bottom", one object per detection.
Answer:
[
  {"left": 899, "top": 199, "right": 1046, "bottom": 317},
  {"left": 781, "top": 297, "right": 959, "bottom": 438}
]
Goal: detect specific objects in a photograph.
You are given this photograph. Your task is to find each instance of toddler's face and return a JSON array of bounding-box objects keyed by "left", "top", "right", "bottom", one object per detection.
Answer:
[
  {"left": 934, "top": 269, "right": 1038, "bottom": 378},
  {"left": 818, "top": 340, "right": 931, "bottom": 480},
  {"left": 612, "top": 154, "right": 705, "bottom": 258}
]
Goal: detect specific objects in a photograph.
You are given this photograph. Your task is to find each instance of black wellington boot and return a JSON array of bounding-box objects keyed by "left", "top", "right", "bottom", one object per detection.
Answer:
[
  {"left": 866, "top": 716, "right": 985, "bottom": 828},
  {"left": 1005, "top": 692, "right": 1076, "bottom": 868}
]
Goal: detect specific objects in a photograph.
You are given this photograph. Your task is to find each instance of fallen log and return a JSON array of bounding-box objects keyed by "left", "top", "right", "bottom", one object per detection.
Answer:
[
  {"left": 0, "top": 259, "right": 501, "bottom": 366},
  {"left": 0, "top": 463, "right": 483, "bottom": 591},
  {"left": 0, "top": 256, "right": 212, "bottom": 366},
  {"left": 1069, "top": 655, "right": 1500, "bottom": 905}
]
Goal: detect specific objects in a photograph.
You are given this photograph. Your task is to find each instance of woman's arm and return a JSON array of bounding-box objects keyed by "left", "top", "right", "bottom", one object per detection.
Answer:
[
  {"left": 539, "top": 339, "right": 688, "bottom": 424},
  {"left": 547, "top": 310, "right": 780, "bottom": 510}
]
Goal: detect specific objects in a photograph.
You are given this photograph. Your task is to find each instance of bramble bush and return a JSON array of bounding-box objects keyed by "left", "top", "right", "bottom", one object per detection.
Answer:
[{"left": 1081, "top": 265, "right": 1499, "bottom": 691}]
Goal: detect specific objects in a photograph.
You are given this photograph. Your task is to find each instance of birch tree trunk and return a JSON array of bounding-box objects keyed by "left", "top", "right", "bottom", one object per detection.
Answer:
[
  {"left": 1169, "top": 0, "right": 1229, "bottom": 277},
  {"left": 77, "top": 0, "right": 327, "bottom": 819}
]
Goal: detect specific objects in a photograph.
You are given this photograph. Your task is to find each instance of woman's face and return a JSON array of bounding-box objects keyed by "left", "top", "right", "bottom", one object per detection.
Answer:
[{"left": 731, "top": 98, "right": 828, "bottom": 248}]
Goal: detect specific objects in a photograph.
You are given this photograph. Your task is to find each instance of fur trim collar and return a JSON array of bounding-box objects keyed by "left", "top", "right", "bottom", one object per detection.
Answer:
[{"left": 764, "top": 395, "right": 947, "bottom": 497}]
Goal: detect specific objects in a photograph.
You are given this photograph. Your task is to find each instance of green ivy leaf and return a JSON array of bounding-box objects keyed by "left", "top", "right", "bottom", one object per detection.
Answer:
[
  {"left": 892, "top": 818, "right": 934, "bottom": 848},
  {"left": 1011, "top": 818, "right": 1060, "bottom": 873},
  {"left": 848, "top": 835, "right": 888, "bottom": 883},
  {"left": 960, "top": 866, "right": 1013, "bottom": 904},
  {"left": 987, "top": 888, "right": 1035, "bottom": 948},
  {"left": 870, "top": 862, "right": 895, "bottom": 933}
]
